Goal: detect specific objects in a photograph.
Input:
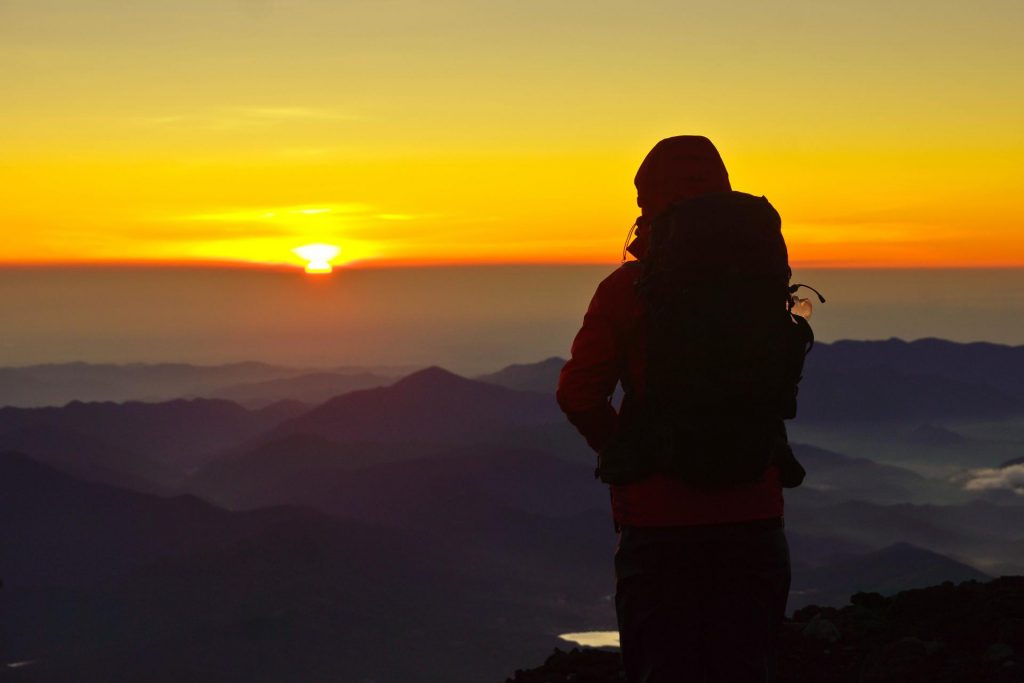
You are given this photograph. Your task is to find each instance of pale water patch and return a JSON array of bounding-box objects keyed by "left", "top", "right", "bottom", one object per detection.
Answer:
[{"left": 559, "top": 631, "right": 620, "bottom": 648}]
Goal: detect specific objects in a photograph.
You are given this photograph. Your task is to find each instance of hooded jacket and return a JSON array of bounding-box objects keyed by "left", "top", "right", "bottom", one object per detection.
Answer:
[{"left": 556, "top": 136, "right": 783, "bottom": 527}]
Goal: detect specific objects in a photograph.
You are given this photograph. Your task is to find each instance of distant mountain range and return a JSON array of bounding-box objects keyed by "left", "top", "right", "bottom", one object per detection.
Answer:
[
  {"left": 0, "top": 361, "right": 298, "bottom": 407},
  {"left": 206, "top": 370, "right": 392, "bottom": 407},
  {"left": 475, "top": 357, "right": 565, "bottom": 392},
  {"left": 2, "top": 442, "right": 1010, "bottom": 680},
  {"left": 475, "top": 339, "right": 1024, "bottom": 422},
  {"left": 791, "top": 542, "right": 988, "bottom": 607},
  {"left": 6, "top": 338, "right": 1024, "bottom": 422},
  {"left": 4, "top": 341, "right": 1024, "bottom": 680},
  {"left": 0, "top": 451, "right": 610, "bottom": 683},
  {"left": 786, "top": 443, "right": 959, "bottom": 506},
  {"left": 786, "top": 498, "right": 1024, "bottom": 577},
  {"left": 0, "top": 398, "right": 307, "bottom": 490},
  {"left": 188, "top": 445, "right": 607, "bottom": 523},
  {"left": 0, "top": 361, "right": 408, "bottom": 408},
  {"left": 268, "top": 366, "right": 561, "bottom": 445}
]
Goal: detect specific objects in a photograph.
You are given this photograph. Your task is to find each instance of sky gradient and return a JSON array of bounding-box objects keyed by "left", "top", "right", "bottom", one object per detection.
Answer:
[{"left": 2, "top": 0, "right": 1022, "bottom": 269}]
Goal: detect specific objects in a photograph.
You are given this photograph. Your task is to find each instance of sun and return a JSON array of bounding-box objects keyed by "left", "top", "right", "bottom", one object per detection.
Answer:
[{"left": 293, "top": 243, "right": 341, "bottom": 274}]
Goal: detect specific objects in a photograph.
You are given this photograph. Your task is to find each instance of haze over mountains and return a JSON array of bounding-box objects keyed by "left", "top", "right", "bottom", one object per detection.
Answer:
[
  {"left": 0, "top": 362, "right": 405, "bottom": 409},
  {"left": 2, "top": 452, "right": 606, "bottom": 682},
  {"left": 3, "top": 338, "right": 1024, "bottom": 680},
  {"left": 7, "top": 267, "right": 1024, "bottom": 373}
]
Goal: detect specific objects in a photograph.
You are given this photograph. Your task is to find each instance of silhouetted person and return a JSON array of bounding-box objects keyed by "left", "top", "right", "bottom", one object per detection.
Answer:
[{"left": 558, "top": 136, "right": 807, "bottom": 682}]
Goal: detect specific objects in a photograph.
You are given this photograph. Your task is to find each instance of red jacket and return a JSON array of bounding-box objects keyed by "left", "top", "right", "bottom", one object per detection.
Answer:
[{"left": 556, "top": 259, "right": 784, "bottom": 527}]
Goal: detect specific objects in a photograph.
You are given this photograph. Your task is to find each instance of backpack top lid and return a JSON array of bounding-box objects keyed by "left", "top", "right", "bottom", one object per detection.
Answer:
[{"left": 643, "top": 191, "right": 790, "bottom": 289}]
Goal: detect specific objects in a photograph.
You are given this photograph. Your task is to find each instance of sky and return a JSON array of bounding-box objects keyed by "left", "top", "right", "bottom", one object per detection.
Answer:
[{"left": 2, "top": 0, "right": 1023, "bottom": 270}]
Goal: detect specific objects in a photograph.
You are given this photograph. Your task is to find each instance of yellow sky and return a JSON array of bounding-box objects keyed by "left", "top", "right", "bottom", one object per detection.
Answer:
[{"left": 2, "top": 0, "right": 1022, "bottom": 269}]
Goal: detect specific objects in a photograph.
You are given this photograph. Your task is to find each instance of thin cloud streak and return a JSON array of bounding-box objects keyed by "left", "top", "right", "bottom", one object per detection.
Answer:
[
  {"left": 184, "top": 204, "right": 373, "bottom": 223},
  {"left": 130, "top": 106, "right": 358, "bottom": 131}
]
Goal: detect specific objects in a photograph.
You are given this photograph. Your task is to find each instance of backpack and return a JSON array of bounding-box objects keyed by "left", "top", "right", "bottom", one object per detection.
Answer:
[{"left": 597, "top": 191, "right": 815, "bottom": 488}]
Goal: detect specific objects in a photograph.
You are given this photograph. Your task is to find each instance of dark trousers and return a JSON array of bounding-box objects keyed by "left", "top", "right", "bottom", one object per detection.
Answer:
[{"left": 614, "top": 519, "right": 790, "bottom": 683}]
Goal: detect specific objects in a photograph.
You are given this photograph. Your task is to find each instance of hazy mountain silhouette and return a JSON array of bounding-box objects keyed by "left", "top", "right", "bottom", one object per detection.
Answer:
[
  {"left": 787, "top": 498, "right": 1024, "bottom": 575},
  {"left": 271, "top": 366, "right": 561, "bottom": 445},
  {"left": 476, "top": 357, "right": 564, "bottom": 392},
  {"left": 491, "top": 420, "right": 598, "bottom": 466},
  {"left": 0, "top": 361, "right": 299, "bottom": 407},
  {"left": 809, "top": 337, "right": 1024, "bottom": 399},
  {"left": 795, "top": 338, "right": 1024, "bottom": 421},
  {"left": 789, "top": 542, "right": 989, "bottom": 608},
  {"left": 797, "top": 364, "right": 1022, "bottom": 421},
  {"left": 478, "top": 339, "right": 1024, "bottom": 422},
  {"left": 186, "top": 434, "right": 417, "bottom": 504},
  {"left": 188, "top": 445, "right": 606, "bottom": 521},
  {"left": 784, "top": 531, "right": 874, "bottom": 566},
  {"left": 0, "top": 361, "right": 413, "bottom": 408},
  {"left": 185, "top": 444, "right": 618, "bottom": 607},
  {"left": 6, "top": 343, "right": 1024, "bottom": 681},
  {"left": 9, "top": 337, "right": 1024, "bottom": 416},
  {"left": 207, "top": 370, "right": 392, "bottom": 407},
  {"left": 907, "top": 422, "right": 972, "bottom": 446},
  {"left": 0, "top": 452, "right": 612, "bottom": 682},
  {"left": 0, "top": 398, "right": 306, "bottom": 488},
  {"left": 788, "top": 443, "right": 958, "bottom": 505},
  {"left": 0, "top": 450, "right": 316, "bottom": 586},
  {"left": 0, "top": 425, "right": 172, "bottom": 493}
]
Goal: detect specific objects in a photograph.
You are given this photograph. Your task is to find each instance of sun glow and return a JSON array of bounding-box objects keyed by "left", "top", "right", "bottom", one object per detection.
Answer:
[
  {"left": 2, "top": 2, "right": 1023, "bottom": 269},
  {"left": 293, "top": 244, "right": 341, "bottom": 274}
]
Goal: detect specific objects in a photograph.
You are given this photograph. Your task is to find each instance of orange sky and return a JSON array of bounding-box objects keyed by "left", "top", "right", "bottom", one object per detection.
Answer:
[{"left": 2, "top": 0, "right": 1022, "bottom": 269}]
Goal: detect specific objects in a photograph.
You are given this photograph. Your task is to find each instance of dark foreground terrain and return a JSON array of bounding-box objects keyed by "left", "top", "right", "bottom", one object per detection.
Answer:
[{"left": 506, "top": 576, "right": 1024, "bottom": 683}]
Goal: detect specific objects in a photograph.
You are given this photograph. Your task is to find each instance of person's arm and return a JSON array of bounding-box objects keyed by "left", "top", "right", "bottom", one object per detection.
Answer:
[{"left": 556, "top": 269, "right": 631, "bottom": 452}]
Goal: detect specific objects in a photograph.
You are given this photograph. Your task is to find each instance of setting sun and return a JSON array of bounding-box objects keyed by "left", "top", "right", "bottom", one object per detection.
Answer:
[{"left": 293, "top": 244, "right": 341, "bottom": 274}]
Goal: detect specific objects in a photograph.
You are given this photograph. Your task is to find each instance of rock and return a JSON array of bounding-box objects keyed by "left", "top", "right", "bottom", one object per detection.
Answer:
[{"left": 505, "top": 576, "right": 1024, "bottom": 682}]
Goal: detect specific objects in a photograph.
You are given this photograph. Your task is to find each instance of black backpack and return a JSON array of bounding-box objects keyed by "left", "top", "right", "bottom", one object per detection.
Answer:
[{"left": 597, "top": 191, "right": 815, "bottom": 488}]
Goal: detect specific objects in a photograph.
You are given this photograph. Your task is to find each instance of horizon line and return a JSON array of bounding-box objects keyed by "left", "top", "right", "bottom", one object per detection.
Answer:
[
  {"left": 4, "top": 258, "right": 1024, "bottom": 271},
  {"left": 4, "top": 335, "right": 1024, "bottom": 371}
]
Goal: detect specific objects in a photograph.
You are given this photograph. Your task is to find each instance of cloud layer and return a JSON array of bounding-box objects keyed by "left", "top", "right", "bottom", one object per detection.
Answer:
[{"left": 961, "top": 464, "right": 1024, "bottom": 496}]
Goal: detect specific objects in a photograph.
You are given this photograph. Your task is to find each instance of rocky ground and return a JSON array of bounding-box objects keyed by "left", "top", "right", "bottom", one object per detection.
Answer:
[{"left": 506, "top": 576, "right": 1024, "bottom": 682}]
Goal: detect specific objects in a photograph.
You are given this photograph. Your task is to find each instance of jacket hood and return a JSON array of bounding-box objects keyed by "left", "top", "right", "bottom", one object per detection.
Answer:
[
  {"left": 628, "top": 136, "right": 731, "bottom": 259},
  {"left": 634, "top": 135, "right": 731, "bottom": 217}
]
